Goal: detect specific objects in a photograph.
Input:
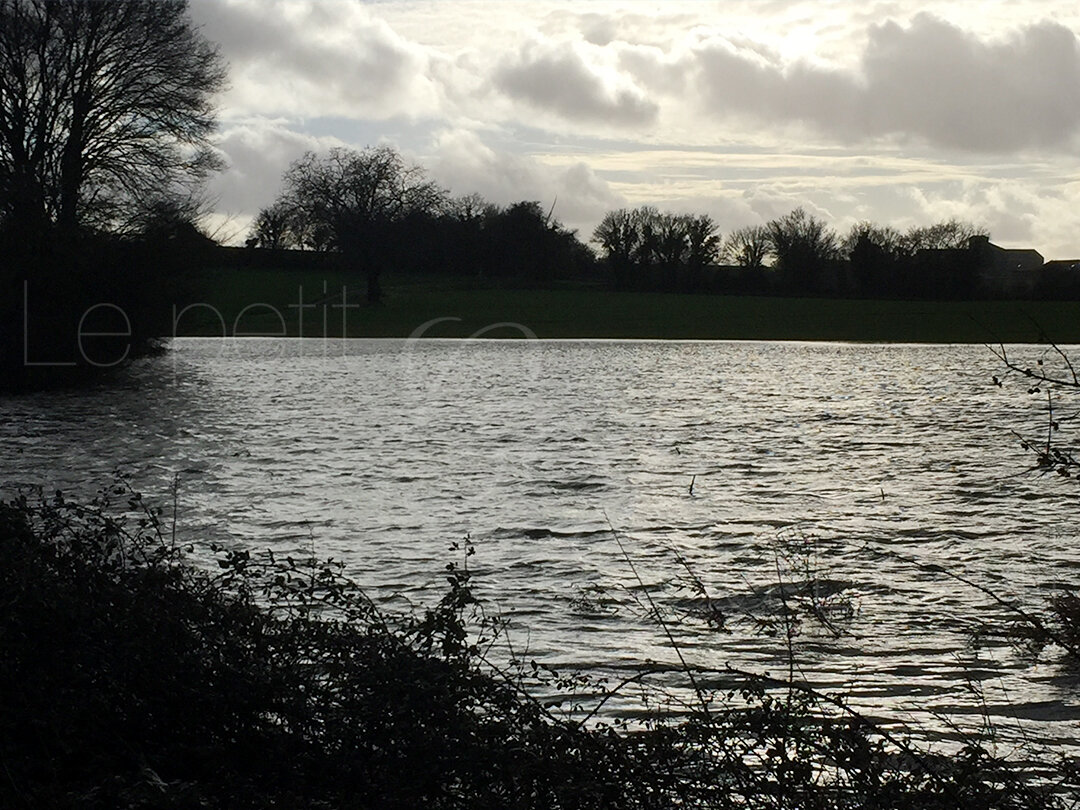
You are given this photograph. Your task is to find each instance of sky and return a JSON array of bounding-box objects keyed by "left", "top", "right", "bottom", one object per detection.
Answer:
[{"left": 189, "top": 0, "right": 1080, "bottom": 259}]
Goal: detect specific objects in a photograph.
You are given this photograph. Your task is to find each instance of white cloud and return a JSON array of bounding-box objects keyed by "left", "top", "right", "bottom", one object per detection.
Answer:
[
  {"left": 191, "top": 0, "right": 442, "bottom": 120},
  {"left": 690, "top": 14, "right": 1080, "bottom": 152},
  {"left": 427, "top": 129, "right": 624, "bottom": 235},
  {"left": 205, "top": 120, "right": 344, "bottom": 220}
]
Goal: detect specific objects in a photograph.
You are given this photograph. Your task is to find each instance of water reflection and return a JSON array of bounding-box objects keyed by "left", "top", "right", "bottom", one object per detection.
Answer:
[{"left": 2, "top": 338, "right": 1078, "bottom": 744}]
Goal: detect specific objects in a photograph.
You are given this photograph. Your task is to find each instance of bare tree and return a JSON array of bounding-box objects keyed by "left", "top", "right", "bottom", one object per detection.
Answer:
[
  {"left": 630, "top": 206, "right": 662, "bottom": 267},
  {"left": 766, "top": 208, "right": 839, "bottom": 292},
  {"left": 592, "top": 209, "right": 637, "bottom": 260},
  {"left": 446, "top": 192, "right": 496, "bottom": 224},
  {"left": 0, "top": 0, "right": 227, "bottom": 236},
  {"left": 249, "top": 201, "right": 298, "bottom": 250},
  {"left": 275, "top": 146, "right": 446, "bottom": 302},
  {"left": 842, "top": 222, "right": 905, "bottom": 259},
  {"left": 683, "top": 213, "right": 720, "bottom": 291},
  {"left": 592, "top": 208, "right": 640, "bottom": 289},
  {"left": 721, "top": 225, "right": 770, "bottom": 269},
  {"left": 901, "top": 219, "right": 986, "bottom": 253}
]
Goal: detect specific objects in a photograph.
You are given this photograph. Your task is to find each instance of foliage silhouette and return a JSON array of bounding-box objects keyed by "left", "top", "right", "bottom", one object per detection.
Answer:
[
  {"left": 0, "top": 0, "right": 226, "bottom": 237},
  {"left": 988, "top": 339, "right": 1080, "bottom": 664},
  {"left": 2, "top": 481, "right": 1077, "bottom": 808},
  {"left": 766, "top": 208, "right": 842, "bottom": 294},
  {"left": 591, "top": 206, "right": 720, "bottom": 292},
  {"left": 0, "top": 0, "right": 225, "bottom": 389},
  {"left": 270, "top": 146, "right": 447, "bottom": 303}
]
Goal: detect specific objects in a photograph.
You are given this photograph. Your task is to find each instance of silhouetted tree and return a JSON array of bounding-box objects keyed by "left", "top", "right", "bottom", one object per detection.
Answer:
[
  {"left": 128, "top": 193, "right": 215, "bottom": 251},
  {"left": 481, "top": 200, "right": 592, "bottom": 283},
  {"left": 0, "top": 0, "right": 226, "bottom": 389},
  {"left": 683, "top": 213, "right": 721, "bottom": 291},
  {"left": 0, "top": 0, "right": 227, "bottom": 238},
  {"left": 721, "top": 225, "right": 770, "bottom": 270},
  {"left": 250, "top": 201, "right": 299, "bottom": 250},
  {"left": 275, "top": 146, "right": 447, "bottom": 302},
  {"left": 652, "top": 212, "right": 688, "bottom": 291},
  {"left": 435, "top": 193, "right": 496, "bottom": 276},
  {"left": 842, "top": 222, "right": 905, "bottom": 259},
  {"left": 593, "top": 208, "right": 641, "bottom": 289},
  {"left": 897, "top": 219, "right": 987, "bottom": 299},
  {"left": 901, "top": 219, "right": 986, "bottom": 252},
  {"left": 844, "top": 222, "right": 905, "bottom": 296},
  {"left": 594, "top": 206, "right": 719, "bottom": 291},
  {"left": 630, "top": 206, "right": 662, "bottom": 272},
  {"left": 766, "top": 208, "right": 840, "bottom": 294}
]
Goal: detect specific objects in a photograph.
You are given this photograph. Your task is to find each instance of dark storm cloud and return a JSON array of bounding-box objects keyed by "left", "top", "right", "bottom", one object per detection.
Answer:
[
  {"left": 692, "top": 14, "right": 1080, "bottom": 151},
  {"left": 494, "top": 41, "right": 659, "bottom": 126}
]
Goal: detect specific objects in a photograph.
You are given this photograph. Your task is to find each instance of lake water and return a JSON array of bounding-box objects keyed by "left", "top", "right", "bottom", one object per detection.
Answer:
[{"left": 4, "top": 338, "right": 1080, "bottom": 748}]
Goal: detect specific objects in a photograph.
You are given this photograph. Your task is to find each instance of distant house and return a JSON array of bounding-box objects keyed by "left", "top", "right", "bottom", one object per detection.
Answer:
[
  {"left": 967, "top": 235, "right": 1044, "bottom": 296},
  {"left": 1039, "top": 259, "right": 1080, "bottom": 298},
  {"left": 1042, "top": 259, "right": 1080, "bottom": 273},
  {"left": 909, "top": 236, "right": 1044, "bottom": 298}
]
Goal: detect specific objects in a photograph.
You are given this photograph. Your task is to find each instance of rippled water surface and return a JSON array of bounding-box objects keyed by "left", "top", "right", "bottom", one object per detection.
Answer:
[{"left": 4, "top": 338, "right": 1080, "bottom": 745}]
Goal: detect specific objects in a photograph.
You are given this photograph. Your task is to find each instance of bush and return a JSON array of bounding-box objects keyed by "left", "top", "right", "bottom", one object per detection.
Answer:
[{"left": 1, "top": 483, "right": 1075, "bottom": 808}]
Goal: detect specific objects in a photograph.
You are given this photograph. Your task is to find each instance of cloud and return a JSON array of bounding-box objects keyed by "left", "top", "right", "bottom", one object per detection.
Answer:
[
  {"left": 428, "top": 129, "right": 624, "bottom": 235},
  {"left": 206, "top": 120, "right": 343, "bottom": 216},
  {"left": 190, "top": 0, "right": 441, "bottom": 120},
  {"left": 615, "top": 43, "right": 690, "bottom": 94},
  {"left": 901, "top": 180, "right": 1080, "bottom": 257},
  {"left": 863, "top": 15, "right": 1080, "bottom": 150},
  {"left": 493, "top": 40, "right": 659, "bottom": 127},
  {"left": 691, "top": 14, "right": 1080, "bottom": 151}
]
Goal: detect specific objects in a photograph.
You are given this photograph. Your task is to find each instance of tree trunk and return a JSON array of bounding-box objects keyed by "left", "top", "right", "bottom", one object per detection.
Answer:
[
  {"left": 58, "top": 112, "right": 85, "bottom": 235},
  {"left": 366, "top": 265, "right": 382, "bottom": 304}
]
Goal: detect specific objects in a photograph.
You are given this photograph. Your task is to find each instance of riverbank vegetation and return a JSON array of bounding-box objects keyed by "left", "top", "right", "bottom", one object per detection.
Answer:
[
  {"left": 0, "top": 0, "right": 225, "bottom": 390},
  {"left": 3, "top": 481, "right": 1078, "bottom": 809}
]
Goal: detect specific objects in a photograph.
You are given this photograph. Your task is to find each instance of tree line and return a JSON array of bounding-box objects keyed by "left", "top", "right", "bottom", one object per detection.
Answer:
[
  {"left": 592, "top": 205, "right": 994, "bottom": 298},
  {"left": 0, "top": 0, "right": 1058, "bottom": 315},
  {"left": 248, "top": 146, "right": 593, "bottom": 303},
  {"left": 2, "top": 0, "right": 1075, "bottom": 388},
  {"left": 251, "top": 145, "right": 1053, "bottom": 302}
]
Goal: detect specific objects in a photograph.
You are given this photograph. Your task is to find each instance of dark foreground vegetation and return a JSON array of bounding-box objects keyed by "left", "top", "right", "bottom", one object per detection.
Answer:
[{"left": 3, "top": 482, "right": 1079, "bottom": 809}]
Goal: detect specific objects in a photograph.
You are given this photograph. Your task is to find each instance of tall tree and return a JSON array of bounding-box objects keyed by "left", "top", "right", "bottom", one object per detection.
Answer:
[
  {"left": 0, "top": 0, "right": 227, "bottom": 236},
  {"left": 766, "top": 208, "right": 840, "bottom": 293},
  {"left": 592, "top": 208, "right": 641, "bottom": 289},
  {"left": 684, "top": 214, "right": 721, "bottom": 268},
  {"left": 277, "top": 146, "right": 446, "bottom": 302},
  {"left": 721, "top": 225, "right": 770, "bottom": 270}
]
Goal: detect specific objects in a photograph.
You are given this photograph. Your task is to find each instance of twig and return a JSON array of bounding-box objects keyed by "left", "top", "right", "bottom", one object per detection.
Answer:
[
  {"left": 603, "top": 510, "right": 713, "bottom": 720},
  {"left": 862, "top": 542, "right": 1080, "bottom": 659}
]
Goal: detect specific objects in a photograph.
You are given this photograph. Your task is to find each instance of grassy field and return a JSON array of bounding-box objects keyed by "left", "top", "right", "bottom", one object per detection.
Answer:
[{"left": 174, "top": 266, "right": 1080, "bottom": 343}]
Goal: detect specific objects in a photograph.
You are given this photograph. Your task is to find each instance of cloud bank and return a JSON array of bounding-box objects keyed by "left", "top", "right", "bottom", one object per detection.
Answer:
[{"left": 687, "top": 14, "right": 1080, "bottom": 151}]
